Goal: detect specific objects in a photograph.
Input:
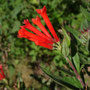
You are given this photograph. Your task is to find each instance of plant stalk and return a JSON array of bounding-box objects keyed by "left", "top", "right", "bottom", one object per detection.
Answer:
[{"left": 65, "top": 57, "right": 85, "bottom": 88}]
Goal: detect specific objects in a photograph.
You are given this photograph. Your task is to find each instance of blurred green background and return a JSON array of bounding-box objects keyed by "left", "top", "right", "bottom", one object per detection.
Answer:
[{"left": 0, "top": 0, "right": 89, "bottom": 89}]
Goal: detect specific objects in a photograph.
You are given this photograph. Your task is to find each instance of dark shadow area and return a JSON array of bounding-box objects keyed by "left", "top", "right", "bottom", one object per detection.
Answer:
[
  {"left": 58, "top": 0, "right": 84, "bottom": 15},
  {"left": 85, "top": 64, "right": 90, "bottom": 76},
  {"left": 88, "top": 38, "right": 90, "bottom": 56},
  {"left": 70, "top": 34, "right": 77, "bottom": 57}
]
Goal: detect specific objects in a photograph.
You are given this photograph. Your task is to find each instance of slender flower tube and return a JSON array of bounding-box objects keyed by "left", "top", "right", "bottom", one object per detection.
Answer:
[
  {"left": 18, "top": 28, "right": 53, "bottom": 45},
  {"left": 0, "top": 65, "right": 5, "bottom": 80},
  {"left": 31, "top": 39, "right": 53, "bottom": 49},
  {"left": 36, "top": 6, "right": 59, "bottom": 42},
  {"left": 32, "top": 16, "right": 53, "bottom": 40},
  {"left": 23, "top": 19, "right": 52, "bottom": 41},
  {"left": 18, "top": 28, "right": 53, "bottom": 49}
]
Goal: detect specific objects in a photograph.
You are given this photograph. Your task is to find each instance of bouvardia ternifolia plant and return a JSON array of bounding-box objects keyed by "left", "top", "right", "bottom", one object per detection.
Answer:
[{"left": 18, "top": 6, "right": 89, "bottom": 89}]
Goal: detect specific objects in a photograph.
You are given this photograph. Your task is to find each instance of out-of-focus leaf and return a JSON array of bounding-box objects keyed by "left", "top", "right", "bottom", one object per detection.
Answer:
[
  {"left": 8, "top": 65, "right": 15, "bottom": 78},
  {"left": 80, "top": 6, "right": 90, "bottom": 21},
  {"left": 12, "top": 20, "right": 21, "bottom": 33},
  {"left": 10, "top": 4, "right": 24, "bottom": 19},
  {"left": 41, "top": 0, "right": 48, "bottom": 5},
  {"left": 30, "top": 0, "right": 40, "bottom": 5},
  {"left": 41, "top": 86, "right": 49, "bottom": 90},
  {"left": 79, "top": 53, "right": 89, "bottom": 64}
]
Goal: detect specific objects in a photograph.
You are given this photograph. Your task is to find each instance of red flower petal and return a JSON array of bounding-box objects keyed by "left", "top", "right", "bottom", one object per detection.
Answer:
[
  {"left": 35, "top": 41, "right": 53, "bottom": 49},
  {"left": 32, "top": 16, "right": 53, "bottom": 40},
  {"left": 18, "top": 28, "right": 53, "bottom": 45},
  {"left": 36, "top": 6, "right": 46, "bottom": 16},
  {"left": 29, "top": 38, "right": 53, "bottom": 49}
]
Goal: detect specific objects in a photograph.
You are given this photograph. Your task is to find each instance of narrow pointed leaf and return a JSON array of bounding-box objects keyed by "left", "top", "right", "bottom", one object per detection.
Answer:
[
  {"left": 73, "top": 53, "right": 80, "bottom": 73},
  {"left": 41, "top": 66, "right": 83, "bottom": 88}
]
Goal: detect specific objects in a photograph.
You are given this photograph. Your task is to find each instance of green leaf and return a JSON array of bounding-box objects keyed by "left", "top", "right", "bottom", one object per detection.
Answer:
[
  {"left": 62, "top": 28, "right": 70, "bottom": 47},
  {"left": 61, "top": 28, "right": 70, "bottom": 56},
  {"left": 60, "top": 67, "right": 75, "bottom": 76},
  {"left": 41, "top": 66, "right": 83, "bottom": 89},
  {"left": 73, "top": 53, "right": 80, "bottom": 73},
  {"left": 61, "top": 38, "right": 69, "bottom": 57},
  {"left": 65, "top": 26, "right": 86, "bottom": 44},
  {"left": 80, "top": 19, "right": 89, "bottom": 30},
  {"left": 62, "top": 77, "right": 83, "bottom": 88}
]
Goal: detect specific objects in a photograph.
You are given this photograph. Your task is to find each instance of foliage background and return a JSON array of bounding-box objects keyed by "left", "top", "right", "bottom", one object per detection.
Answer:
[{"left": 0, "top": 0, "right": 90, "bottom": 89}]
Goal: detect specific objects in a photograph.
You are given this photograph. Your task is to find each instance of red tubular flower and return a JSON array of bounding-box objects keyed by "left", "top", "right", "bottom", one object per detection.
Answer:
[
  {"left": 32, "top": 16, "right": 53, "bottom": 40},
  {"left": 36, "top": 6, "right": 60, "bottom": 42},
  {"left": 18, "top": 6, "right": 60, "bottom": 49},
  {"left": 0, "top": 65, "right": 5, "bottom": 80}
]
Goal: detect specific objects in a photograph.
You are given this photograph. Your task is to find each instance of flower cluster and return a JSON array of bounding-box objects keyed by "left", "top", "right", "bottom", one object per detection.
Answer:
[
  {"left": 0, "top": 65, "right": 5, "bottom": 80},
  {"left": 18, "top": 6, "right": 60, "bottom": 49}
]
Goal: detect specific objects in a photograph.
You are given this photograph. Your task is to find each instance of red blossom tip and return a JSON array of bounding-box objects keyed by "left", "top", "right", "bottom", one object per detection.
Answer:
[
  {"left": 36, "top": 6, "right": 46, "bottom": 15},
  {"left": 23, "top": 19, "right": 29, "bottom": 24},
  {"left": 20, "top": 26, "right": 25, "bottom": 29},
  {"left": 32, "top": 16, "right": 40, "bottom": 25},
  {"left": 18, "top": 28, "right": 25, "bottom": 38}
]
